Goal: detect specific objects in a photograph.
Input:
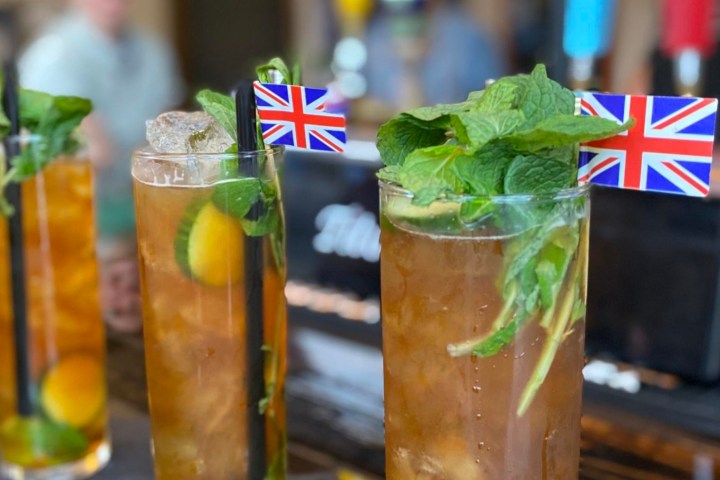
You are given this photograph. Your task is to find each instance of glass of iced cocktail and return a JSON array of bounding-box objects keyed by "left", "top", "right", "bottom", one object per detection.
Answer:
[
  {"left": 377, "top": 65, "right": 630, "bottom": 478},
  {"left": 133, "top": 103, "right": 287, "bottom": 478},
  {"left": 0, "top": 102, "right": 110, "bottom": 479}
]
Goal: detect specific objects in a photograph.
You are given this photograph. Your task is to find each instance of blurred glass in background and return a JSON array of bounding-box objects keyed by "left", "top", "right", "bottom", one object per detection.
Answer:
[{"left": 17, "top": 0, "right": 183, "bottom": 332}]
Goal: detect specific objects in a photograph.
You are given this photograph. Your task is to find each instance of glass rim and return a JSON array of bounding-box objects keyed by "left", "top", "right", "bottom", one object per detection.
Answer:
[
  {"left": 379, "top": 180, "right": 591, "bottom": 204},
  {"left": 133, "top": 144, "right": 285, "bottom": 161}
]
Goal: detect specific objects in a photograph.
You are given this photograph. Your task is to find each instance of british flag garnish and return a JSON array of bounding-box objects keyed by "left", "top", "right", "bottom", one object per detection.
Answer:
[
  {"left": 578, "top": 92, "right": 718, "bottom": 197},
  {"left": 253, "top": 82, "right": 346, "bottom": 153}
]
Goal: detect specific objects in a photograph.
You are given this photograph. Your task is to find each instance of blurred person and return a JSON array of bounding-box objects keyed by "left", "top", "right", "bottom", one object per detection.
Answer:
[
  {"left": 19, "top": 0, "right": 184, "bottom": 332},
  {"left": 364, "top": 0, "right": 507, "bottom": 110}
]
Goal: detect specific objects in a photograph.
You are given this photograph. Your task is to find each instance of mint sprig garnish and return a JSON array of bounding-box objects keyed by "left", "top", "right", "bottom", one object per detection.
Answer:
[
  {"left": 0, "top": 74, "right": 92, "bottom": 216},
  {"left": 378, "top": 65, "right": 631, "bottom": 415},
  {"left": 378, "top": 65, "right": 631, "bottom": 202}
]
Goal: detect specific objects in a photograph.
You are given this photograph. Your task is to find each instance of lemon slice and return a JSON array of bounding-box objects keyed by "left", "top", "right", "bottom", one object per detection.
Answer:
[
  {"left": 40, "top": 355, "right": 105, "bottom": 430},
  {"left": 175, "top": 201, "right": 244, "bottom": 287}
]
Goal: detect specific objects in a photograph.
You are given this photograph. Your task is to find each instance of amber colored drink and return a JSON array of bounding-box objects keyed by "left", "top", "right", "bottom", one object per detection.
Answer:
[
  {"left": 0, "top": 156, "right": 110, "bottom": 479},
  {"left": 132, "top": 148, "right": 287, "bottom": 479},
  {"left": 380, "top": 185, "right": 589, "bottom": 479}
]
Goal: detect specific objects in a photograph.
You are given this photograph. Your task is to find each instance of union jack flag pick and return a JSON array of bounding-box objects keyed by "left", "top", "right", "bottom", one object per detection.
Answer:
[
  {"left": 254, "top": 82, "right": 347, "bottom": 153},
  {"left": 578, "top": 92, "right": 718, "bottom": 197}
]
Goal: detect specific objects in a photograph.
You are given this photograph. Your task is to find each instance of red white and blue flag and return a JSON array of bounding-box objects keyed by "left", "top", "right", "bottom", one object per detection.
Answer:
[
  {"left": 578, "top": 92, "right": 718, "bottom": 197},
  {"left": 254, "top": 82, "right": 346, "bottom": 153}
]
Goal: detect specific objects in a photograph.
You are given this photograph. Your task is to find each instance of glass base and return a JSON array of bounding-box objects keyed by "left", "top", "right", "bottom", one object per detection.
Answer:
[{"left": 1, "top": 437, "right": 111, "bottom": 480}]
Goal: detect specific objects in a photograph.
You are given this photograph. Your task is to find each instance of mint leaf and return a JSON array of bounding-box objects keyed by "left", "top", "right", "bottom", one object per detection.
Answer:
[
  {"left": 517, "top": 65, "right": 575, "bottom": 130},
  {"left": 257, "top": 57, "right": 293, "bottom": 84},
  {"left": 196, "top": 89, "right": 237, "bottom": 141},
  {"left": 459, "top": 198, "right": 493, "bottom": 224},
  {"left": 476, "top": 76, "right": 528, "bottom": 112},
  {"left": 242, "top": 207, "right": 279, "bottom": 237},
  {"left": 536, "top": 259, "right": 559, "bottom": 309},
  {"left": 40, "top": 95, "right": 92, "bottom": 153},
  {"left": 10, "top": 93, "right": 92, "bottom": 182},
  {"left": 211, "top": 178, "right": 263, "bottom": 219},
  {"left": 571, "top": 295, "right": 586, "bottom": 324},
  {"left": 453, "top": 148, "right": 513, "bottom": 195},
  {"left": 397, "top": 145, "right": 464, "bottom": 205},
  {"left": 472, "top": 315, "right": 526, "bottom": 357},
  {"left": 377, "top": 115, "right": 447, "bottom": 166},
  {"left": 409, "top": 103, "right": 471, "bottom": 121},
  {"left": 212, "top": 176, "right": 281, "bottom": 238},
  {"left": 10, "top": 147, "right": 40, "bottom": 180},
  {"left": 518, "top": 257, "right": 540, "bottom": 314},
  {"left": 18, "top": 89, "right": 53, "bottom": 130},
  {"left": 503, "top": 204, "right": 570, "bottom": 285},
  {"left": 377, "top": 165, "right": 401, "bottom": 184},
  {"left": 536, "top": 226, "right": 580, "bottom": 310},
  {"left": 509, "top": 114, "right": 634, "bottom": 151},
  {"left": 451, "top": 110, "right": 525, "bottom": 147},
  {"left": 504, "top": 155, "right": 575, "bottom": 195}
]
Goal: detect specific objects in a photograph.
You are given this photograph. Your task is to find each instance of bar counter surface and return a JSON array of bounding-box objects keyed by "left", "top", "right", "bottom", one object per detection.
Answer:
[{"left": 87, "top": 332, "right": 720, "bottom": 480}]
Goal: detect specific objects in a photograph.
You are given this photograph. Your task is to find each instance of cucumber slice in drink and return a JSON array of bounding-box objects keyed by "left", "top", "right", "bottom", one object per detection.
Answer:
[
  {"left": 175, "top": 201, "right": 244, "bottom": 287},
  {"left": 383, "top": 195, "right": 463, "bottom": 234}
]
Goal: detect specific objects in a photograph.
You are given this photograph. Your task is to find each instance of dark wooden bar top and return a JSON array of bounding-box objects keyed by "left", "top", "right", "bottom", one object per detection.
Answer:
[
  {"left": 100, "top": 331, "right": 720, "bottom": 479},
  {"left": 96, "top": 400, "right": 375, "bottom": 479}
]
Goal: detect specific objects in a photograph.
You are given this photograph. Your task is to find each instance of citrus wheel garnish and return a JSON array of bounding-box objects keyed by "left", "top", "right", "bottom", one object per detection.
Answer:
[
  {"left": 175, "top": 201, "right": 244, "bottom": 287},
  {"left": 40, "top": 354, "right": 105, "bottom": 429}
]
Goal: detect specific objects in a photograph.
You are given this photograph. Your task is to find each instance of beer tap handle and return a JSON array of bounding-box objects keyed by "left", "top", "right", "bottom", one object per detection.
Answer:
[
  {"left": 662, "top": 0, "right": 715, "bottom": 96},
  {"left": 563, "top": 0, "right": 617, "bottom": 90}
]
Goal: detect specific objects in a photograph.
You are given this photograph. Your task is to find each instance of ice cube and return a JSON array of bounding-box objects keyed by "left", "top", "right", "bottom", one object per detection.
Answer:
[{"left": 146, "top": 111, "right": 234, "bottom": 153}]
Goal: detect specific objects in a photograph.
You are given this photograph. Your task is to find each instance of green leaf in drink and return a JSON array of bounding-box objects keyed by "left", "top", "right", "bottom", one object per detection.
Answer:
[{"left": 0, "top": 416, "right": 88, "bottom": 466}]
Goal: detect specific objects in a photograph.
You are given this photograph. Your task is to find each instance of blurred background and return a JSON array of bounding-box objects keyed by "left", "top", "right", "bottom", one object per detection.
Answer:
[{"left": 3, "top": 0, "right": 720, "bottom": 477}]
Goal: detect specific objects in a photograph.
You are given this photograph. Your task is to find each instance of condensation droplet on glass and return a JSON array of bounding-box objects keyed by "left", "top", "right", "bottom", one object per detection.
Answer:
[
  {"left": 472, "top": 385, "right": 482, "bottom": 393},
  {"left": 475, "top": 413, "right": 482, "bottom": 420},
  {"left": 475, "top": 458, "right": 481, "bottom": 464},
  {"left": 477, "top": 442, "right": 485, "bottom": 450}
]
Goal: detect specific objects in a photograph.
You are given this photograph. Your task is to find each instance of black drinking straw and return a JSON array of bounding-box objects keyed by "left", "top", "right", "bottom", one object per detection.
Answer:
[
  {"left": 235, "top": 81, "right": 267, "bottom": 478},
  {"left": 2, "top": 62, "right": 31, "bottom": 416}
]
